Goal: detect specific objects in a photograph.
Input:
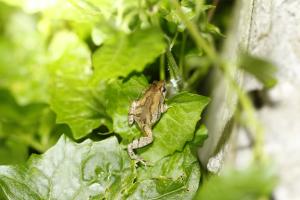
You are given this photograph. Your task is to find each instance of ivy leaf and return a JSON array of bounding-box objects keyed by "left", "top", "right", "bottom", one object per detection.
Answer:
[
  {"left": 48, "top": 31, "right": 112, "bottom": 139},
  {"left": 140, "top": 92, "right": 210, "bottom": 162},
  {"left": 0, "top": 135, "right": 201, "bottom": 199},
  {"left": 92, "top": 28, "right": 166, "bottom": 81}
]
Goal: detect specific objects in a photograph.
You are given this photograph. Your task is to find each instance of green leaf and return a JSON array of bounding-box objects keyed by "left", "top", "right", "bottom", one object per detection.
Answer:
[
  {"left": 0, "top": 135, "right": 201, "bottom": 199},
  {"left": 127, "top": 146, "right": 200, "bottom": 200},
  {"left": 48, "top": 31, "right": 112, "bottom": 139},
  {"left": 140, "top": 92, "right": 210, "bottom": 162},
  {"left": 0, "top": 135, "right": 136, "bottom": 200},
  {"left": 239, "top": 52, "right": 278, "bottom": 88},
  {"left": 195, "top": 165, "right": 277, "bottom": 200},
  {"left": 92, "top": 28, "right": 166, "bottom": 81}
]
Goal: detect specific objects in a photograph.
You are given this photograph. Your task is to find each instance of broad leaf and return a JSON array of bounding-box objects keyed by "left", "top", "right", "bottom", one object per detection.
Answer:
[
  {"left": 101, "top": 76, "right": 210, "bottom": 162},
  {"left": 0, "top": 135, "right": 201, "bottom": 200},
  {"left": 48, "top": 31, "right": 111, "bottom": 139},
  {"left": 141, "top": 92, "right": 210, "bottom": 162},
  {"left": 92, "top": 28, "right": 166, "bottom": 81},
  {"left": 0, "top": 135, "right": 136, "bottom": 200}
]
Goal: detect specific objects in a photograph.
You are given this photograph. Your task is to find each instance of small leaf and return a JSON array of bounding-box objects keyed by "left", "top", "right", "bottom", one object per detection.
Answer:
[
  {"left": 239, "top": 52, "right": 278, "bottom": 88},
  {"left": 92, "top": 28, "right": 166, "bottom": 81}
]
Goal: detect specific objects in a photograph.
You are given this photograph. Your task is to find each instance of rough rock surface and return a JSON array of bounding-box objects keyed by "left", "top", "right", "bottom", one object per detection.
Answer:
[
  {"left": 199, "top": 0, "right": 300, "bottom": 199},
  {"left": 246, "top": 1, "right": 300, "bottom": 199}
]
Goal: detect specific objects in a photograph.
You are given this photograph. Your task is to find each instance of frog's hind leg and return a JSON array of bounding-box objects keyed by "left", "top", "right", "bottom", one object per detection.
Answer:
[
  {"left": 128, "top": 101, "right": 138, "bottom": 125},
  {"left": 127, "top": 126, "right": 153, "bottom": 166}
]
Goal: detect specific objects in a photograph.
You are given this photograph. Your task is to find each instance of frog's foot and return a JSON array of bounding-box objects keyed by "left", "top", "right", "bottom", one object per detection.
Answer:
[
  {"left": 134, "top": 157, "right": 154, "bottom": 168},
  {"left": 134, "top": 157, "right": 146, "bottom": 167}
]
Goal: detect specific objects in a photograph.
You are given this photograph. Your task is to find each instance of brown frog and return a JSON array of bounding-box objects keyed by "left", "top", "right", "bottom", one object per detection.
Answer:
[{"left": 128, "top": 80, "right": 168, "bottom": 165}]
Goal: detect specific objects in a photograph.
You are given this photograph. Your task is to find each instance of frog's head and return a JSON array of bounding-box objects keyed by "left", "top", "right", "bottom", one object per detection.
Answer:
[{"left": 154, "top": 80, "right": 167, "bottom": 98}]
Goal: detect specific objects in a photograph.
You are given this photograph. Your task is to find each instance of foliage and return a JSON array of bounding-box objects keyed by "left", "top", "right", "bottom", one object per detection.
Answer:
[
  {"left": 196, "top": 165, "right": 277, "bottom": 200},
  {"left": 0, "top": 0, "right": 277, "bottom": 199},
  {"left": 0, "top": 135, "right": 201, "bottom": 199}
]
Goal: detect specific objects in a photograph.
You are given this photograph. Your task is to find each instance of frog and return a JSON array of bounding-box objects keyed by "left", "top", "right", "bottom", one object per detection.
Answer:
[{"left": 127, "top": 80, "right": 168, "bottom": 166}]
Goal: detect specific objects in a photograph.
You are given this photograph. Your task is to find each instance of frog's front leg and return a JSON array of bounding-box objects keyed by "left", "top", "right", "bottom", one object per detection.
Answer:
[
  {"left": 127, "top": 126, "right": 153, "bottom": 166},
  {"left": 161, "top": 103, "right": 169, "bottom": 113}
]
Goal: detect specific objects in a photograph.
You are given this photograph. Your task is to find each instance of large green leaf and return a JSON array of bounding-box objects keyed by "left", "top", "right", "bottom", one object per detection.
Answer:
[
  {"left": 48, "top": 31, "right": 111, "bottom": 139},
  {"left": 0, "top": 135, "right": 200, "bottom": 200},
  {"left": 140, "top": 92, "right": 210, "bottom": 162},
  {"left": 101, "top": 76, "right": 210, "bottom": 162},
  {"left": 0, "top": 135, "right": 136, "bottom": 200},
  {"left": 92, "top": 28, "right": 166, "bottom": 81}
]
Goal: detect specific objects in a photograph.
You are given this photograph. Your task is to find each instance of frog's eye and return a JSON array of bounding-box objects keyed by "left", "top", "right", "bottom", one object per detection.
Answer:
[{"left": 161, "top": 86, "right": 166, "bottom": 93}]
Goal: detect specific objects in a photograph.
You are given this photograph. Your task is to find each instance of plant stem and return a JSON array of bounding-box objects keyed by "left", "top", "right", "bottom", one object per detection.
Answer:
[
  {"left": 179, "top": 32, "right": 187, "bottom": 80},
  {"left": 171, "top": 0, "right": 218, "bottom": 62},
  {"left": 160, "top": 54, "right": 165, "bottom": 80},
  {"left": 171, "top": 0, "right": 265, "bottom": 163}
]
